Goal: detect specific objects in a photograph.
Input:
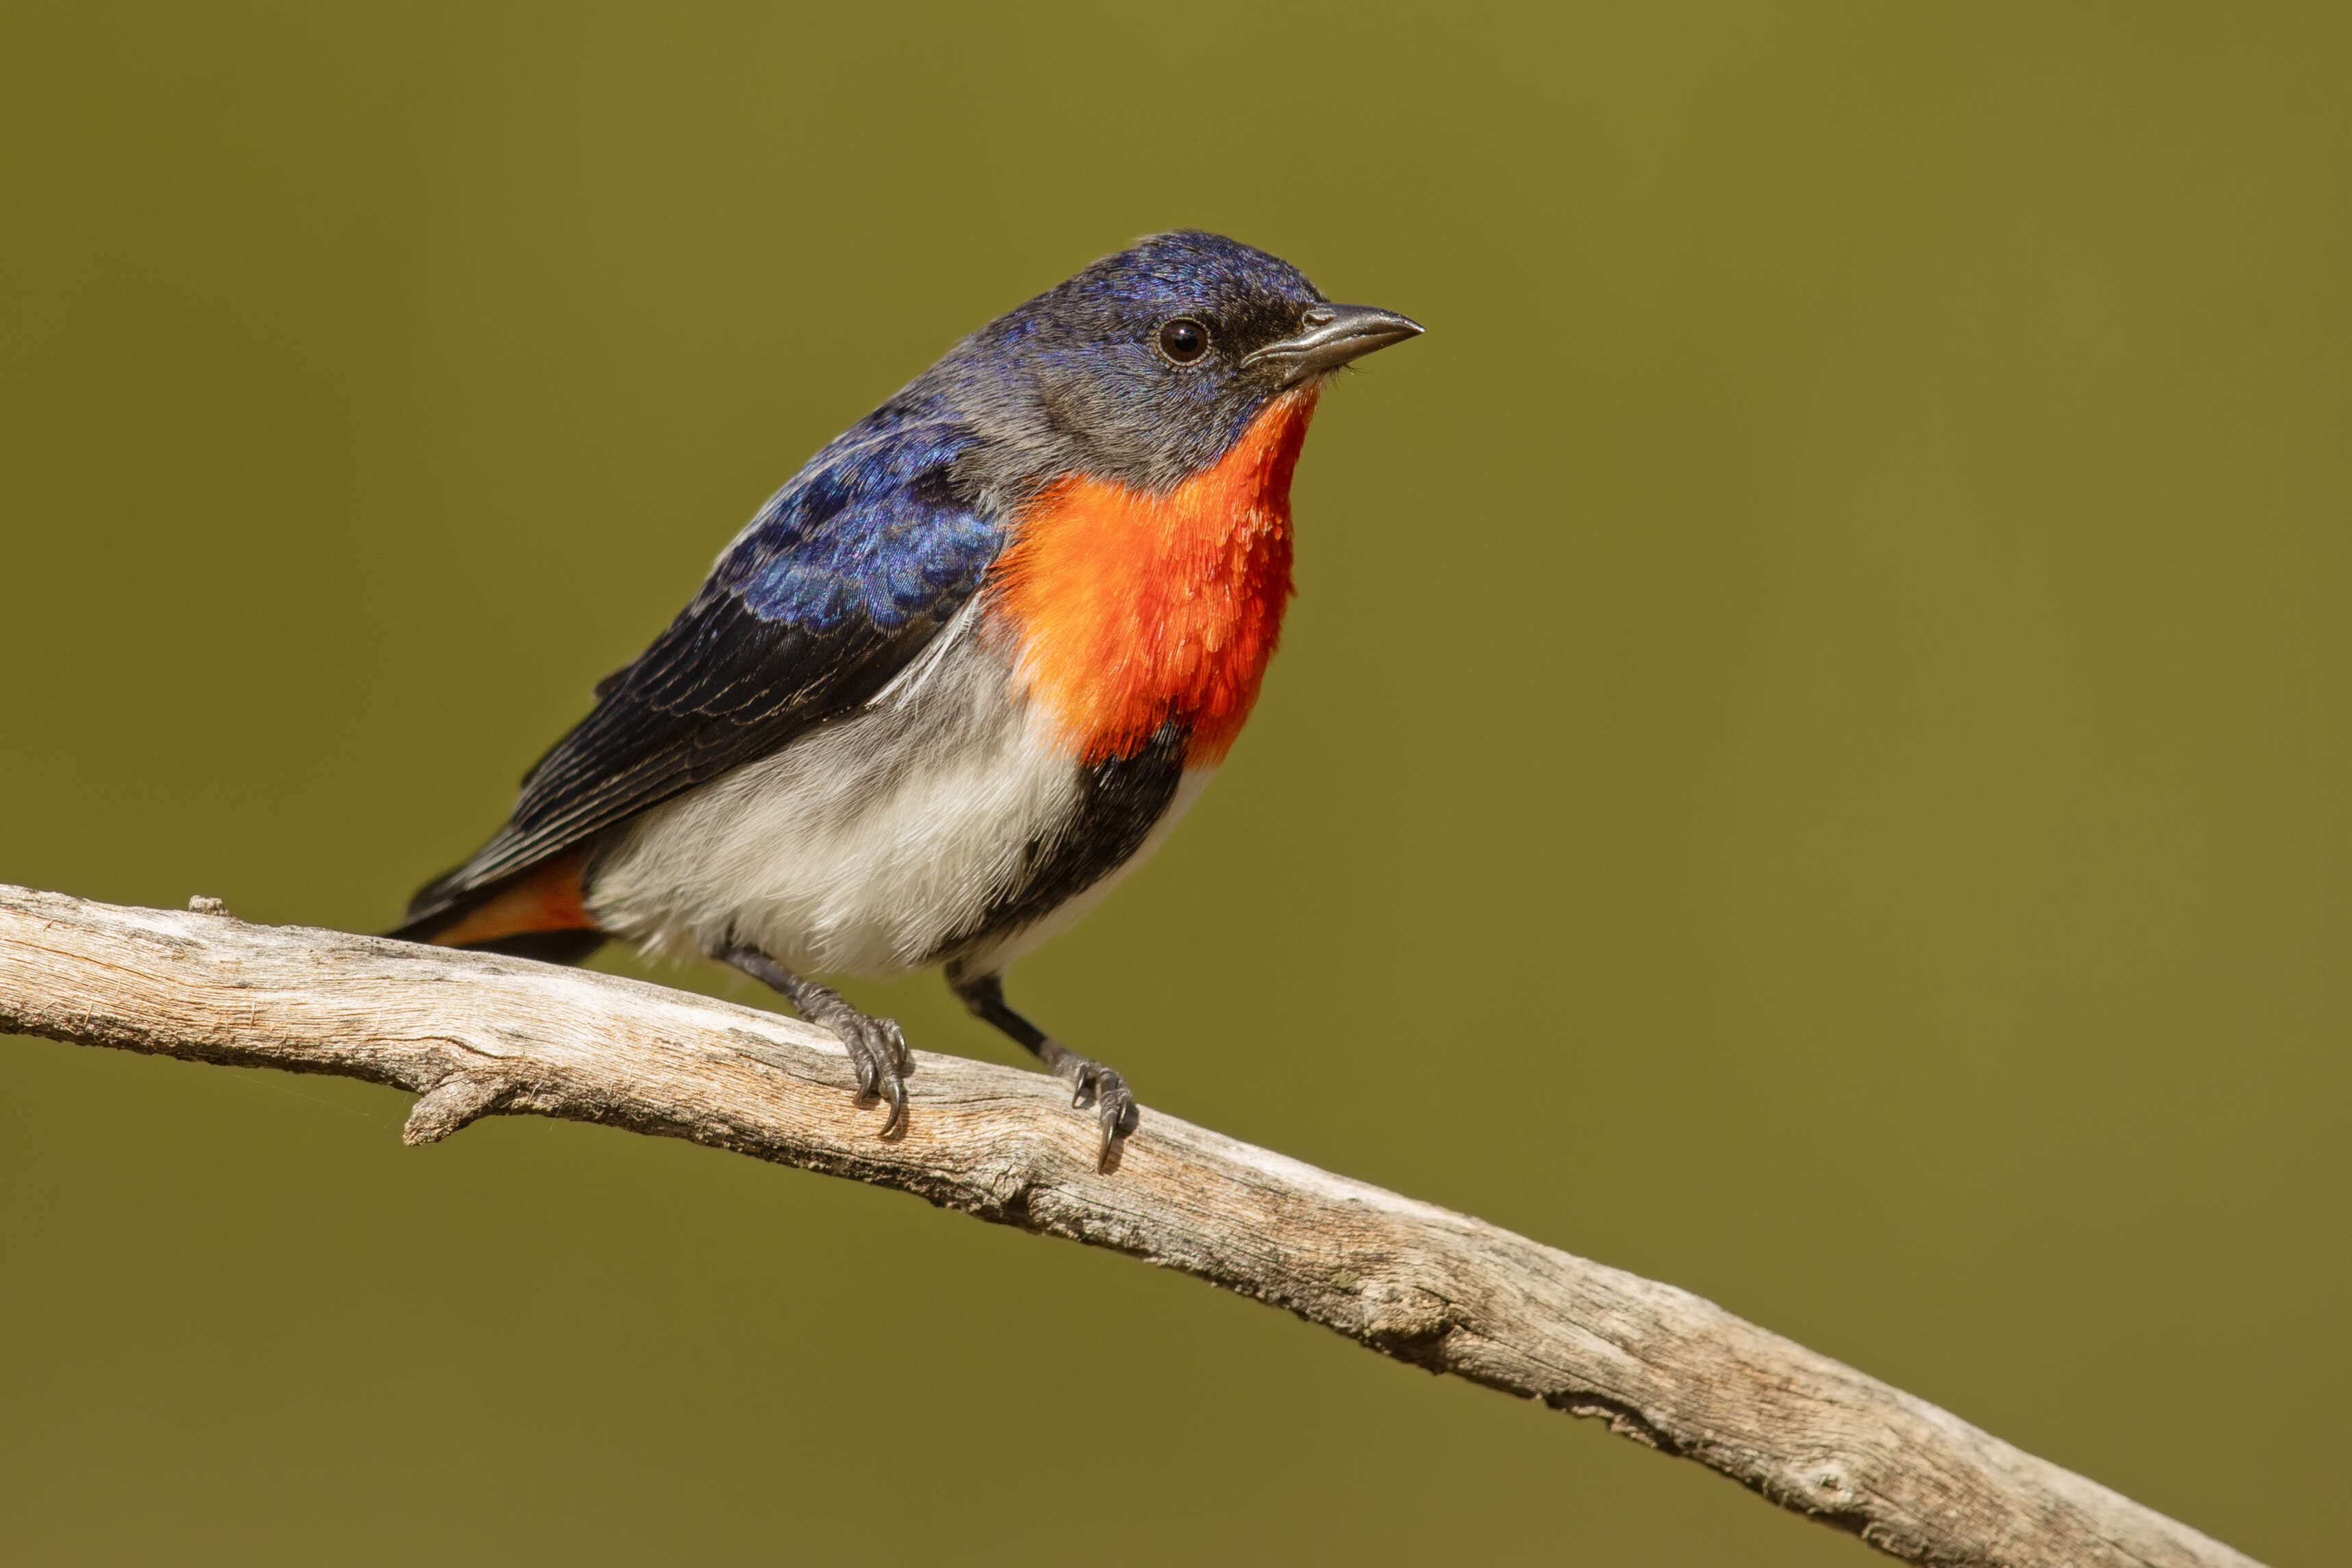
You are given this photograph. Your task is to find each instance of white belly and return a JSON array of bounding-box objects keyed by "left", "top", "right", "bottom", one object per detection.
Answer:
[{"left": 585, "top": 634, "right": 1208, "bottom": 978}]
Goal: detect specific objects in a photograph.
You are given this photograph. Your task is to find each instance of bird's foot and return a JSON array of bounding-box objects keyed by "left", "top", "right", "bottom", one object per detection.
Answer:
[
  {"left": 1042, "top": 1043, "right": 1139, "bottom": 1165},
  {"left": 807, "top": 991, "right": 913, "bottom": 1137},
  {"left": 944, "top": 970, "right": 1137, "bottom": 1165},
  {"left": 716, "top": 944, "right": 911, "bottom": 1136}
]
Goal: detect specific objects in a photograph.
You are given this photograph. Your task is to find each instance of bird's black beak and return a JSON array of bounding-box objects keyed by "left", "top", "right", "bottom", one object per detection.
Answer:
[{"left": 1244, "top": 303, "right": 1425, "bottom": 385}]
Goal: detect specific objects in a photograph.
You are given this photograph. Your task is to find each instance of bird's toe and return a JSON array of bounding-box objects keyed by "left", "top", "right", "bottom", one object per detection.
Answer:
[
  {"left": 856, "top": 1018, "right": 910, "bottom": 1137},
  {"left": 1069, "top": 1060, "right": 1139, "bottom": 1161}
]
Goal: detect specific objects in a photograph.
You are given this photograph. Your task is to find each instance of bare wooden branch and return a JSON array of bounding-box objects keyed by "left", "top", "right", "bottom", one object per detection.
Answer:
[{"left": 0, "top": 883, "right": 2258, "bottom": 1568}]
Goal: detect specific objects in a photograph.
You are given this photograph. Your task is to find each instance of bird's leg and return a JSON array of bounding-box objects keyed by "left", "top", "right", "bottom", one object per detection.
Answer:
[
  {"left": 712, "top": 941, "right": 911, "bottom": 1137},
  {"left": 948, "top": 967, "right": 1138, "bottom": 1159}
]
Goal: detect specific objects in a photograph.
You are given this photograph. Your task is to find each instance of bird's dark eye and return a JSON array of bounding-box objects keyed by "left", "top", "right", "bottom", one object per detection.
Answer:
[{"left": 1156, "top": 316, "right": 1210, "bottom": 364}]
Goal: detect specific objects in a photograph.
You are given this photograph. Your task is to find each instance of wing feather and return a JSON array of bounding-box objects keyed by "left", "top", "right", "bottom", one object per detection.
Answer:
[{"left": 399, "top": 417, "right": 1005, "bottom": 933}]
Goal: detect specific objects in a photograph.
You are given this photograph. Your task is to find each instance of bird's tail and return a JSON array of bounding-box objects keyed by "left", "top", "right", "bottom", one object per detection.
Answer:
[{"left": 385, "top": 850, "right": 609, "bottom": 965}]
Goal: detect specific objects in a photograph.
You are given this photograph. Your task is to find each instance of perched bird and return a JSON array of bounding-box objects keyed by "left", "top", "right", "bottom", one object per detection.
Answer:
[{"left": 392, "top": 231, "right": 1421, "bottom": 1153}]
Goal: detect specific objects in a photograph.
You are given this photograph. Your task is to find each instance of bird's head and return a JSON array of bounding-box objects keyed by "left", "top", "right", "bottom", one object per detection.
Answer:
[{"left": 943, "top": 230, "right": 1422, "bottom": 496}]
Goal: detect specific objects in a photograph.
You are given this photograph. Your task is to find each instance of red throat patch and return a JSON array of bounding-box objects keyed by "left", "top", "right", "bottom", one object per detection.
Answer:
[{"left": 991, "top": 388, "right": 1316, "bottom": 766}]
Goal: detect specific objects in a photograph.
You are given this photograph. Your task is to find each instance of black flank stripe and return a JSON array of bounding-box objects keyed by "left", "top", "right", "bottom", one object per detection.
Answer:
[{"left": 935, "top": 720, "right": 1188, "bottom": 965}]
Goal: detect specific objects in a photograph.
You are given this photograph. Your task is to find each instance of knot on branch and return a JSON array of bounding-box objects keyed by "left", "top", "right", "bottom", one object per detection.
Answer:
[
  {"left": 1784, "top": 1456, "right": 1868, "bottom": 1519},
  {"left": 1357, "top": 1278, "right": 1456, "bottom": 1364},
  {"left": 976, "top": 1161, "right": 1038, "bottom": 1226},
  {"left": 403, "top": 1070, "right": 519, "bottom": 1146}
]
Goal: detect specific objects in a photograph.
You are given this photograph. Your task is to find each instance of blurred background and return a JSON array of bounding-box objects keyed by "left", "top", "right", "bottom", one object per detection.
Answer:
[{"left": 3, "top": 2, "right": 2346, "bottom": 1563}]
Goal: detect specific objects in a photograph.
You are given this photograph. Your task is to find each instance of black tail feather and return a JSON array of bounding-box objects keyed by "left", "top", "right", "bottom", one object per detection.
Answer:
[{"left": 456, "top": 928, "right": 609, "bottom": 965}]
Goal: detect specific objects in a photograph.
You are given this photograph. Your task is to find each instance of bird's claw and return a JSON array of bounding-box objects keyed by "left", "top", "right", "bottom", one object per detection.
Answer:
[
  {"left": 708, "top": 943, "right": 911, "bottom": 1138},
  {"left": 837, "top": 1013, "right": 911, "bottom": 1137},
  {"left": 1065, "top": 1058, "right": 1139, "bottom": 1162}
]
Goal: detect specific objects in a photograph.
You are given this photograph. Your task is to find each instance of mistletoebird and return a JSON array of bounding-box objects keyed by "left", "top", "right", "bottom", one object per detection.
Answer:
[{"left": 393, "top": 231, "right": 1423, "bottom": 1154}]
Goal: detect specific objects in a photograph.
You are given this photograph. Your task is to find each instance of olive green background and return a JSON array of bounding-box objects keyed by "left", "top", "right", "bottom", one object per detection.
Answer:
[{"left": 3, "top": 3, "right": 2346, "bottom": 1563}]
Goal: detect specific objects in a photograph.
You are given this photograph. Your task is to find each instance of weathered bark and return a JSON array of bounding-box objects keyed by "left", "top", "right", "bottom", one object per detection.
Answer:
[{"left": 0, "top": 884, "right": 2259, "bottom": 1567}]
